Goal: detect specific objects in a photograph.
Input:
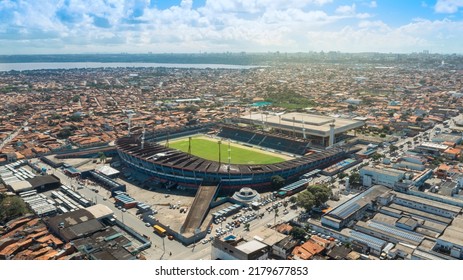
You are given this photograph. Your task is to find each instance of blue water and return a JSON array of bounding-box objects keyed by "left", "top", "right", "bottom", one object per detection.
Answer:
[
  {"left": 224, "top": 235, "right": 236, "bottom": 241},
  {"left": 0, "top": 62, "right": 259, "bottom": 72}
]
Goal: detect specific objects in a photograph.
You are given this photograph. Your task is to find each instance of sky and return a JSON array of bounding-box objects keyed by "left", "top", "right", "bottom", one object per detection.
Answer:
[{"left": 1, "top": 0, "right": 463, "bottom": 55}]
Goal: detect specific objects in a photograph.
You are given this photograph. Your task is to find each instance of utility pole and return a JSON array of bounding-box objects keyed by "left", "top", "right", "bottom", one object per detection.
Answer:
[
  {"left": 218, "top": 140, "right": 222, "bottom": 164},
  {"left": 141, "top": 124, "right": 146, "bottom": 149},
  {"left": 188, "top": 137, "right": 192, "bottom": 155},
  {"left": 128, "top": 114, "right": 132, "bottom": 137}
]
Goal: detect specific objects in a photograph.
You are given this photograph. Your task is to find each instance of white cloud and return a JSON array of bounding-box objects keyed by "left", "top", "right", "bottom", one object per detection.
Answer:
[
  {"left": 306, "top": 18, "right": 463, "bottom": 53},
  {"left": 0, "top": 0, "right": 462, "bottom": 54},
  {"left": 369, "top": 1, "right": 377, "bottom": 8},
  {"left": 335, "top": 4, "right": 356, "bottom": 15},
  {"left": 435, "top": 0, "right": 463, "bottom": 13}
]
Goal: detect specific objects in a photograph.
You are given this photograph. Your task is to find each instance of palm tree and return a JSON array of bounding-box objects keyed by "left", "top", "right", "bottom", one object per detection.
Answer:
[
  {"left": 244, "top": 223, "right": 250, "bottom": 231},
  {"left": 274, "top": 208, "right": 279, "bottom": 225}
]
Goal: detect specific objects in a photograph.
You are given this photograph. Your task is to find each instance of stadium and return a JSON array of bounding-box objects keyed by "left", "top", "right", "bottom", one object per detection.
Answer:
[{"left": 115, "top": 113, "right": 362, "bottom": 193}]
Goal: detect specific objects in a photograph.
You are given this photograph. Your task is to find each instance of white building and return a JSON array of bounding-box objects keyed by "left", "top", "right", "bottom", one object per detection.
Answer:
[
  {"left": 435, "top": 214, "right": 463, "bottom": 259},
  {"left": 211, "top": 238, "right": 269, "bottom": 260},
  {"left": 360, "top": 166, "right": 405, "bottom": 188}
]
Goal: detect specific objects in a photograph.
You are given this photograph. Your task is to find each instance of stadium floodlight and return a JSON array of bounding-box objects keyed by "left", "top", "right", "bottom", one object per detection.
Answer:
[
  {"left": 218, "top": 140, "right": 222, "bottom": 164},
  {"left": 228, "top": 139, "right": 231, "bottom": 166}
]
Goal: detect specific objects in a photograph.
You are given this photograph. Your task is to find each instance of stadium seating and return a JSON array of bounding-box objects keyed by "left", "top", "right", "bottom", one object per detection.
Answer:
[{"left": 217, "top": 126, "right": 309, "bottom": 155}]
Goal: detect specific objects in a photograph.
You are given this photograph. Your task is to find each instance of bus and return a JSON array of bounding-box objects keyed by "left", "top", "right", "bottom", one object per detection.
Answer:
[{"left": 153, "top": 225, "right": 167, "bottom": 237}]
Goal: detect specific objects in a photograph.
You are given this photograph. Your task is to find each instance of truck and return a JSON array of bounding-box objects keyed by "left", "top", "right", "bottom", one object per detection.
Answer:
[{"left": 153, "top": 225, "right": 167, "bottom": 237}]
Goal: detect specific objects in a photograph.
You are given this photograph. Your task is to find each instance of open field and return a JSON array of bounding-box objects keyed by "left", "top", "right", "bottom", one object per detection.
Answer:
[{"left": 168, "top": 136, "right": 288, "bottom": 164}]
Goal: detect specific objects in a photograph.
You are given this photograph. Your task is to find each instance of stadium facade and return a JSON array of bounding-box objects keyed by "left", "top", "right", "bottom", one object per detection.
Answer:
[{"left": 239, "top": 112, "right": 365, "bottom": 147}]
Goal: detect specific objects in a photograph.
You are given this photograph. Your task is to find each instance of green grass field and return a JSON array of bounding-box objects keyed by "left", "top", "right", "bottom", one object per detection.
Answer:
[{"left": 169, "top": 137, "right": 286, "bottom": 164}]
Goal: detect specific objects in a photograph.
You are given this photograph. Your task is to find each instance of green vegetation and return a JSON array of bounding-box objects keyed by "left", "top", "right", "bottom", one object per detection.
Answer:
[
  {"left": 183, "top": 105, "right": 199, "bottom": 114},
  {"left": 291, "top": 226, "right": 307, "bottom": 240},
  {"left": 296, "top": 184, "right": 332, "bottom": 212},
  {"left": 98, "top": 152, "right": 107, "bottom": 163},
  {"left": 296, "top": 191, "right": 315, "bottom": 212},
  {"left": 371, "top": 153, "right": 383, "bottom": 161},
  {"left": 72, "top": 95, "right": 80, "bottom": 102},
  {"left": 306, "top": 185, "right": 332, "bottom": 207},
  {"left": 389, "top": 145, "right": 399, "bottom": 152},
  {"left": 271, "top": 175, "right": 286, "bottom": 188},
  {"left": 169, "top": 137, "right": 285, "bottom": 164},
  {"left": 57, "top": 128, "right": 73, "bottom": 139},
  {"left": 349, "top": 172, "right": 361, "bottom": 185},
  {"left": 274, "top": 208, "right": 279, "bottom": 225},
  {"left": 0, "top": 195, "right": 30, "bottom": 224},
  {"left": 265, "top": 88, "right": 317, "bottom": 109},
  {"left": 69, "top": 114, "right": 82, "bottom": 122}
]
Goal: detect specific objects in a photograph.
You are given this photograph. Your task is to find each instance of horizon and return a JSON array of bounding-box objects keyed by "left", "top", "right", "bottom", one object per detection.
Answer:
[
  {"left": 1, "top": 0, "right": 463, "bottom": 55},
  {"left": 0, "top": 50, "right": 462, "bottom": 56}
]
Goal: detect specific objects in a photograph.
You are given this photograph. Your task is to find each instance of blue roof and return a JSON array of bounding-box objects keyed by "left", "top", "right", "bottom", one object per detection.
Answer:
[
  {"left": 367, "top": 221, "right": 424, "bottom": 244},
  {"left": 328, "top": 186, "right": 384, "bottom": 220},
  {"left": 280, "top": 179, "right": 308, "bottom": 192},
  {"left": 334, "top": 203, "right": 361, "bottom": 219},
  {"left": 350, "top": 230, "right": 386, "bottom": 251}
]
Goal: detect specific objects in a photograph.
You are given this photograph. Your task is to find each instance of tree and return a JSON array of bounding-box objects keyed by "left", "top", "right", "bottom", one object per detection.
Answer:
[
  {"left": 349, "top": 172, "right": 361, "bottom": 185},
  {"left": 274, "top": 208, "right": 279, "bottom": 225},
  {"left": 371, "top": 153, "right": 383, "bottom": 161},
  {"left": 57, "top": 128, "right": 72, "bottom": 139},
  {"left": 51, "top": 113, "right": 61, "bottom": 120},
  {"left": 244, "top": 222, "right": 250, "bottom": 231},
  {"left": 290, "top": 226, "right": 307, "bottom": 240},
  {"left": 271, "top": 175, "right": 285, "bottom": 189},
  {"left": 69, "top": 114, "right": 82, "bottom": 122},
  {"left": 338, "top": 172, "right": 348, "bottom": 179},
  {"left": 282, "top": 200, "right": 288, "bottom": 209},
  {"left": 184, "top": 105, "right": 199, "bottom": 114},
  {"left": 289, "top": 196, "right": 297, "bottom": 204},
  {"left": 0, "top": 196, "right": 29, "bottom": 224},
  {"left": 389, "top": 145, "right": 399, "bottom": 152},
  {"left": 98, "top": 152, "right": 107, "bottom": 163},
  {"left": 296, "top": 190, "right": 315, "bottom": 212},
  {"left": 306, "top": 184, "right": 332, "bottom": 207},
  {"left": 72, "top": 95, "right": 80, "bottom": 102}
]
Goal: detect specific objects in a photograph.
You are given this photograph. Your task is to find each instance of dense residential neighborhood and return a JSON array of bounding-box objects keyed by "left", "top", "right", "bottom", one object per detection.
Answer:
[{"left": 1, "top": 52, "right": 463, "bottom": 261}]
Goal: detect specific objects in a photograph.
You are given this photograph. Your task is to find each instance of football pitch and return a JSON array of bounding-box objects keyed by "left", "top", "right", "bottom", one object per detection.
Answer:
[{"left": 168, "top": 137, "right": 287, "bottom": 164}]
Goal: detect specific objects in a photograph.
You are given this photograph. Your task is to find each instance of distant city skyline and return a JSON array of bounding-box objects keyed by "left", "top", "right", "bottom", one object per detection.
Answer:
[{"left": 1, "top": 0, "right": 463, "bottom": 55}]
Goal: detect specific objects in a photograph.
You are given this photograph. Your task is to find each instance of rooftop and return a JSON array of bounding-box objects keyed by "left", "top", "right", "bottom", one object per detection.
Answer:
[
  {"left": 240, "top": 112, "right": 364, "bottom": 137},
  {"left": 393, "top": 192, "right": 462, "bottom": 213},
  {"left": 245, "top": 226, "right": 287, "bottom": 246},
  {"left": 438, "top": 214, "right": 463, "bottom": 247},
  {"left": 236, "top": 239, "right": 268, "bottom": 254},
  {"left": 326, "top": 185, "right": 390, "bottom": 220}
]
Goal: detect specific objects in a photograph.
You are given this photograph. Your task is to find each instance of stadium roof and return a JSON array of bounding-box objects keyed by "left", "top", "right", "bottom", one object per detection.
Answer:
[
  {"left": 116, "top": 136, "right": 345, "bottom": 175},
  {"left": 240, "top": 112, "right": 364, "bottom": 137}
]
